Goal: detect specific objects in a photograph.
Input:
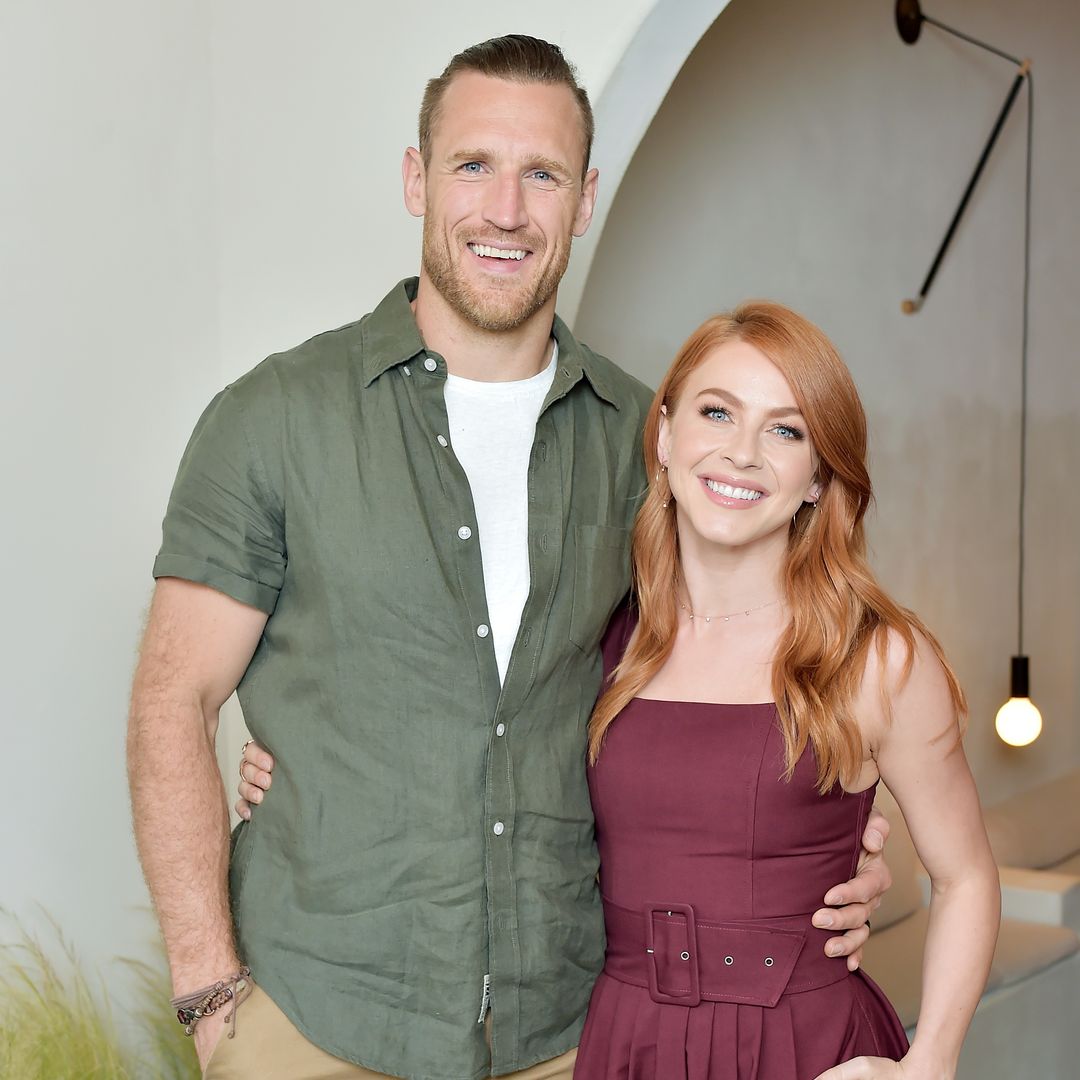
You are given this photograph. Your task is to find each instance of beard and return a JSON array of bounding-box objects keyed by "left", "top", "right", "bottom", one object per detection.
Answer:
[{"left": 422, "top": 219, "right": 571, "bottom": 333}]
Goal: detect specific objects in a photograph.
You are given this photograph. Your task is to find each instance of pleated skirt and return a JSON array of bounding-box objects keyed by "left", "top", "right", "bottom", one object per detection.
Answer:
[{"left": 574, "top": 968, "right": 908, "bottom": 1080}]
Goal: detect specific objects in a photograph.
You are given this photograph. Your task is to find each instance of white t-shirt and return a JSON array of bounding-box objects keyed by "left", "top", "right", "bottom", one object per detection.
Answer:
[{"left": 443, "top": 344, "right": 558, "bottom": 682}]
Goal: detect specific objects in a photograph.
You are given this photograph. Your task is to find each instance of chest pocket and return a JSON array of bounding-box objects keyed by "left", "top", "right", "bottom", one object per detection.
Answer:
[{"left": 568, "top": 523, "right": 632, "bottom": 652}]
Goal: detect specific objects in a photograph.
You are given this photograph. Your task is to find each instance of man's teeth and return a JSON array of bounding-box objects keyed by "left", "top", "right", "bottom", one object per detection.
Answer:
[
  {"left": 469, "top": 244, "right": 527, "bottom": 260},
  {"left": 704, "top": 479, "right": 763, "bottom": 501}
]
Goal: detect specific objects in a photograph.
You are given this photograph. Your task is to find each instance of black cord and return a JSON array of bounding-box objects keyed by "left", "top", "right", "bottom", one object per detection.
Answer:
[
  {"left": 923, "top": 14, "right": 1023, "bottom": 66},
  {"left": 1018, "top": 72, "right": 1033, "bottom": 655}
]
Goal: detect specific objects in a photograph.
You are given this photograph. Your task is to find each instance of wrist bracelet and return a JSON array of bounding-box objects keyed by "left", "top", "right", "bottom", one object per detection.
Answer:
[{"left": 170, "top": 966, "right": 252, "bottom": 1037}]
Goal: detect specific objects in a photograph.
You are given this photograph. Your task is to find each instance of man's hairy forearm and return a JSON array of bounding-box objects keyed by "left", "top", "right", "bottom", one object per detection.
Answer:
[{"left": 128, "top": 679, "right": 240, "bottom": 994}]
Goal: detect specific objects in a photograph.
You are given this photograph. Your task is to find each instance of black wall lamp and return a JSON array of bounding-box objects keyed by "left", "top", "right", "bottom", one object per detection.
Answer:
[{"left": 895, "top": 1, "right": 1040, "bottom": 746}]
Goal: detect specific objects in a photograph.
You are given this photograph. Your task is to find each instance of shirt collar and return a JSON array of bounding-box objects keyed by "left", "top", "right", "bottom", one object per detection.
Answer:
[
  {"left": 358, "top": 278, "right": 428, "bottom": 386},
  {"left": 360, "top": 277, "right": 620, "bottom": 409},
  {"left": 549, "top": 313, "right": 621, "bottom": 409}
]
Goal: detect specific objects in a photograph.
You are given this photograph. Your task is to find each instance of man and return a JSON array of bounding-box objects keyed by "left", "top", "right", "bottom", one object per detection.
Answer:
[{"left": 128, "top": 35, "right": 888, "bottom": 1080}]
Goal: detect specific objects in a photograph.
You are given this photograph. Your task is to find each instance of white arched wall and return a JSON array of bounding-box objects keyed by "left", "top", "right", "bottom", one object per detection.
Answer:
[
  {"left": 558, "top": 0, "right": 735, "bottom": 324},
  {"left": 575, "top": 0, "right": 1080, "bottom": 806}
]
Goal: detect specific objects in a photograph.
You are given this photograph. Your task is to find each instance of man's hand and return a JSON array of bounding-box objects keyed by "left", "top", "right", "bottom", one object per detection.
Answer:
[
  {"left": 812, "top": 806, "right": 891, "bottom": 970},
  {"left": 193, "top": 1010, "right": 230, "bottom": 1071}
]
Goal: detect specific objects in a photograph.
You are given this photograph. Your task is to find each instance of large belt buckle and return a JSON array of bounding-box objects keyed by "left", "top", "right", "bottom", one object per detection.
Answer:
[{"left": 645, "top": 902, "right": 701, "bottom": 1007}]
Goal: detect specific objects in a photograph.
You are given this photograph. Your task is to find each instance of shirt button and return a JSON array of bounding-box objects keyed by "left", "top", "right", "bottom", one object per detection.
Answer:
[
  {"left": 457, "top": 525, "right": 472, "bottom": 540},
  {"left": 477, "top": 624, "right": 490, "bottom": 638},
  {"left": 495, "top": 723, "right": 506, "bottom": 737},
  {"left": 436, "top": 435, "right": 448, "bottom": 447},
  {"left": 493, "top": 821, "right": 505, "bottom": 836},
  {"left": 424, "top": 357, "right": 438, "bottom": 372}
]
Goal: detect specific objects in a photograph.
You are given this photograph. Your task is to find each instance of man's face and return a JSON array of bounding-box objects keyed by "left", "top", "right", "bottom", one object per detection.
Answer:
[{"left": 404, "top": 72, "right": 598, "bottom": 333}]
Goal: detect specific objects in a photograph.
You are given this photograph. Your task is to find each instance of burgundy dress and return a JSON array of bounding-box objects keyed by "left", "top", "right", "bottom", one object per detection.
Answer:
[{"left": 575, "top": 608, "right": 908, "bottom": 1079}]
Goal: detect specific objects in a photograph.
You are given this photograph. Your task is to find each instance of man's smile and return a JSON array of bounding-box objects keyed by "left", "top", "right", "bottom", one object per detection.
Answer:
[{"left": 467, "top": 242, "right": 528, "bottom": 260}]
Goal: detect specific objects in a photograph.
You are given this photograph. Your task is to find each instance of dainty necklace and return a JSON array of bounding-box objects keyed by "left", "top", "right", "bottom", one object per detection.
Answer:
[{"left": 679, "top": 598, "right": 780, "bottom": 624}]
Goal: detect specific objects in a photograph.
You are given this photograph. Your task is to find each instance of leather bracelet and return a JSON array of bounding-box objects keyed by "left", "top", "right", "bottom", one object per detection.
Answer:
[{"left": 170, "top": 966, "right": 252, "bottom": 1037}]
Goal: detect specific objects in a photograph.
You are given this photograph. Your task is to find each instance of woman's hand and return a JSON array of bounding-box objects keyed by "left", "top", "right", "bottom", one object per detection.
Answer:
[
  {"left": 813, "top": 1055, "right": 929, "bottom": 1080},
  {"left": 236, "top": 740, "right": 275, "bottom": 820}
]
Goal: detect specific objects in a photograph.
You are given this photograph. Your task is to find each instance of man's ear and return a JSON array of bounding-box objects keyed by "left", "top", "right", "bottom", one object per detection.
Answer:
[
  {"left": 573, "top": 167, "right": 599, "bottom": 238},
  {"left": 402, "top": 147, "right": 426, "bottom": 218}
]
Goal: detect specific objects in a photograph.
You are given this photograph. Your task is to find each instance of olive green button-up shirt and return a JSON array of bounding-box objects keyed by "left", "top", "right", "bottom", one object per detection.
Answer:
[{"left": 154, "top": 279, "right": 652, "bottom": 1080}]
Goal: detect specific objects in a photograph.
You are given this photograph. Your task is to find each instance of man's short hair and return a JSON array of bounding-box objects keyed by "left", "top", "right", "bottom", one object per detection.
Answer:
[{"left": 419, "top": 35, "right": 594, "bottom": 179}]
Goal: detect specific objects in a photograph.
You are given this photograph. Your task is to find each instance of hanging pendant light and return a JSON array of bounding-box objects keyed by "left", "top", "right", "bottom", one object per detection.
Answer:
[
  {"left": 895, "top": 3, "right": 1041, "bottom": 745},
  {"left": 995, "top": 657, "right": 1042, "bottom": 747}
]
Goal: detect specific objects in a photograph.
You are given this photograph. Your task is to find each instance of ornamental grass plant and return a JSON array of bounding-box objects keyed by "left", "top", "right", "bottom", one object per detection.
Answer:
[{"left": 0, "top": 910, "right": 198, "bottom": 1080}]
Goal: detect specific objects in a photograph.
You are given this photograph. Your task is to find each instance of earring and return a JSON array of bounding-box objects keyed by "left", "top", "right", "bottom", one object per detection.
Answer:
[{"left": 656, "top": 463, "right": 670, "bottom": 509}]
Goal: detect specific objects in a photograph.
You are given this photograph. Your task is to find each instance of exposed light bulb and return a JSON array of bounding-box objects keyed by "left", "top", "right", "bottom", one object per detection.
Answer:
[
  {"left": 995, "top": 656, "right": 1042, "bottom": 747},
  {"left": 995, "top": 696, "right": 1042, "bottom": 747}
]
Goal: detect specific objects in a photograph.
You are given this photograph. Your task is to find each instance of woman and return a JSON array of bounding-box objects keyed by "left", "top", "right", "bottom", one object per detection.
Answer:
[{"left": 239, "top": 303, "right": 1000, "bottom": 1079}]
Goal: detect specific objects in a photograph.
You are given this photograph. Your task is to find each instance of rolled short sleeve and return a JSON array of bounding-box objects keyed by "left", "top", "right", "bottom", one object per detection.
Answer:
[{"left": 153, "top": 384, "right": 285, "bottom": 613}]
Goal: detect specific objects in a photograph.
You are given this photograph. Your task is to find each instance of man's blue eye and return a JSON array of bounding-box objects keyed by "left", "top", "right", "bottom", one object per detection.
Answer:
[
  {"left": 532, "top": 171, "right": 552, "bottom": 182},
  {"left": 462, "top": 162, "right": 483, "bottom": 173}
]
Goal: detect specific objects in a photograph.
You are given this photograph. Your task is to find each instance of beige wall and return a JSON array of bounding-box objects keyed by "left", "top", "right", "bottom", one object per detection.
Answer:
[
  {"left": 208, "top": 0, "right": 663, "bottom": 380},
  {"left": 0, "top": 0, "right": 666, "bottom": 972},
  {"left": 1, "top": 0, "right": 219, "bottom": 969},
  {"left": 576, "top": 0, "right": 1080, "bottom": 805}
]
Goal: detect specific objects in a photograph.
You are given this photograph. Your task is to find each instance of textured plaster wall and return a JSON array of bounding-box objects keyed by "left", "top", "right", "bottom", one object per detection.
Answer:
[{"left": 576, "top": 0, "right": 1080, "bottom": 806}]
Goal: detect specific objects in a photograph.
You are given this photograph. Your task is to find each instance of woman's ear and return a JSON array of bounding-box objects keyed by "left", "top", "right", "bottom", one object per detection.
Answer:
[{"left": 657, "top": 405, "right": 671, "bottom": 467}]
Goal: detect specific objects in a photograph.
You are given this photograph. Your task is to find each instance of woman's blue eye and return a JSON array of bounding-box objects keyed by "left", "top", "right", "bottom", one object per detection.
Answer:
[
  {"left": 773, "top": 424, "right": 805, "bottom": 441},
  {"left": 699, "top": 404, "right": 731, "bottom": 422}
]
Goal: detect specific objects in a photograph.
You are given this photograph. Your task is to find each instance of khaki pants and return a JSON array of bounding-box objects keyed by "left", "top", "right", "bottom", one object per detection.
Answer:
[{"left": 204, "top": 984, "right": 577, "bottom": 1080}]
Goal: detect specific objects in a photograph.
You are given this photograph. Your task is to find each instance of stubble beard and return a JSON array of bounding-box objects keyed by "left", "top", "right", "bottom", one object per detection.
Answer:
[{"left": 422, "top": 219, "right": 571, "bottom": 333}]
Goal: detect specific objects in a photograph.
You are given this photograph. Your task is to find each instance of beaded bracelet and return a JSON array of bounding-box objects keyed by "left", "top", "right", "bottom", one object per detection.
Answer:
[{"left": 170, "top": 966, "right": 252, "bottom": 1037}]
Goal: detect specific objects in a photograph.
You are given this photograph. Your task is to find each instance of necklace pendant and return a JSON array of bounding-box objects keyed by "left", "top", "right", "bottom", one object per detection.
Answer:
[{"left": 704, "top": 615, "right": 711, "bottom": 624}]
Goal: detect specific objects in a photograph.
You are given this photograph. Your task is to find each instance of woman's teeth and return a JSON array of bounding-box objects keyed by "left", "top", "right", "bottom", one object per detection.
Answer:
[{"left": 704, "top": 479, "right": 763, "bottom": 501}]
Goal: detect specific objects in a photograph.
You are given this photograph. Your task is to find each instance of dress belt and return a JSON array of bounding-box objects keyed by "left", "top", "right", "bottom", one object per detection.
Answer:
[{"left": 602, "top": 897, "right": 850, "bottom": 1008}]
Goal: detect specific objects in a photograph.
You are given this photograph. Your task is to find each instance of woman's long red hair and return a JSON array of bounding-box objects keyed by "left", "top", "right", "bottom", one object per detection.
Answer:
[{"left": 588, "top": 302, "right": 965, "bottom": 791}]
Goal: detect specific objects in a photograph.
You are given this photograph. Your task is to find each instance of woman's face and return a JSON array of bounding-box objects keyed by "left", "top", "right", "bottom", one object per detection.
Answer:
[{"left": 658, "top": 338, "right": 821, "bottom": 558}]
